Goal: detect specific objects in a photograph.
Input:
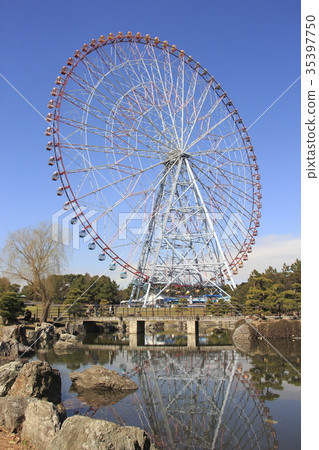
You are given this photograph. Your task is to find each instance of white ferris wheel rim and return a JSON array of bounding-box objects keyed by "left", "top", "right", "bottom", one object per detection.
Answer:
[{"left": 46, "top": 32, "right": 261, "bottom": 283}]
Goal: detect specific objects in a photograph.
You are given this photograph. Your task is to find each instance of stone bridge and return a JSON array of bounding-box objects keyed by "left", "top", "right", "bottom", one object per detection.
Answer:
[{"left": 77, "top": 315, "right": 243, "bottom": 348}]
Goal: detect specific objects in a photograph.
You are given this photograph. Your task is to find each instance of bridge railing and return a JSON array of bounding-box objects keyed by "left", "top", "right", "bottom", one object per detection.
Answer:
[{"left": 24, "top": 303, "right": 241, "bottom": 322}]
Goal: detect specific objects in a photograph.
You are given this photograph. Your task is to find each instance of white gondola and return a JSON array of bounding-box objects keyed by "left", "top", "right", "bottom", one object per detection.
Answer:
[
  {"left": 98, "top": 253, "right": 106, "bottom": 261},
  {"left": 56, "top": 187, "right": 64, "bottom": 196},
  {"left": 70, "top": 217, "right": 78, "bottom": 225},
  {"left": 109, "top": 262, "right": 116, "bottom": 271},
  {"left": 79, "top": 229, "right": 86, "bottom": 238},
  {"left": 120, "top": 270, "right": 127, "bottom": 279},
  {"left": 88, "top": 242, "right": 96, "bottom": 250},
  {"left": 51, "top": 172, "right": 59, "bottom": 181}
]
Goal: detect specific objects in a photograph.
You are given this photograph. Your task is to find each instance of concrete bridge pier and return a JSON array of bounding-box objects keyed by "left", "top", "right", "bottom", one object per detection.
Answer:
[
  {"left": 129, "top": 320, "right": 145, "bottom": 347},
  {"left": 187, "top": 320, "right": 199, "bottom": 348}
]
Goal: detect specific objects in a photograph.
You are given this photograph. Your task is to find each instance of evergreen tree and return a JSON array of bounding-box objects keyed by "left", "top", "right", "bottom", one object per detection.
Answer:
[
  {"left": 63, "top": 288, "right": 89, "bottom": 316},
  {"left": 0, "top": 292, "right": 25, "bottom": 324}
]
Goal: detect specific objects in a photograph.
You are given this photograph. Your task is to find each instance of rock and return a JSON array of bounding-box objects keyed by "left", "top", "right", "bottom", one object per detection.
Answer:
[
  {"left": 8, "top": 360, "right": 62, "bottom": 404},
  {"left": 147, "top": 322, "right": 164, "bottom": 332},
  {"left": 0, "top": 360, "right": 26, "bottom": 396},
  {"left": 18, "top": 343, "right": 35, "bottom": 356},
  {"left": 21, "top": 399, "right": 64, "bottom": 449},
  {"left": 0, "top": 396, "right": 30, "bottom": 432},
  {"left": 69, "top": 385, "right": 136, "bottom": 408},
  {"left": 0, "top": 339, "right": 19, "bottom": 357},
  {"left": 53, "top": 333, "right": 78, "bottom": 353},
  {"left": 35, "top": 323, "right": 58, "bottom": 348},
  {"left": 232, "top": 323, "right": 255, "bottom": 343},
  {"left": 96, "top": 322, "right": 118, "bottom": 333},
  {"left": 232, "top": 318, "right": 301, "bottom": 345},
  {"left": 58, "top": 333, "right": 78, "bottom": 343},
  {"left": 25, "top": 329, "right": 39, "bottom": 345},
  {"left": 69, "top": 365, "right": 138, "bottom": 391},
  {"left": 64, "top": 321, "right": 86, "bottom": 335},
  {"left": 1, "top": 325, "right": 26, "bottom": 343},
  {"left": 46, "top": 415, "right": 156, "bottom": 450}
]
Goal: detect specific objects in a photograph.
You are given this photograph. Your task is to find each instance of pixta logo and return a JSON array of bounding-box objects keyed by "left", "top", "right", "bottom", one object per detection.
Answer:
[{"left": 52, "top": 208, "right": 98, "bottom": 249}]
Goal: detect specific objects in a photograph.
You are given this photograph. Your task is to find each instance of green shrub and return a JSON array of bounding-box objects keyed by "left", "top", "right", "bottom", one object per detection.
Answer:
[{"left": 0, "top": 291, "right": 25, "bottom": 324}]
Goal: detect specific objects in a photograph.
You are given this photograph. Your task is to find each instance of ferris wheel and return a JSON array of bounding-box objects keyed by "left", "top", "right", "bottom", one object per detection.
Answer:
[{"left": 45, "top": 31, "right": 261, "bottom": 300}]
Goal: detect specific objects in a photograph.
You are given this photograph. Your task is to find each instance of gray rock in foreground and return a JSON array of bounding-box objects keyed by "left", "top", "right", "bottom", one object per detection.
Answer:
[
  {"left": 70, "top": 365, "right": 138, "bottom": 391},
  {"left": 21, "top": 398, "right": 64, "bottom": 449},
  {"left": 0, "top": 396, "right": 30, "bottom": 432},
  {"left": 8, "top": 360, "right": 62, "bottom": 404},
  {"left": 1, "top": 325, "right": 26, "bottom": 343},
  {"left": 46, "top": 415, "right": 156, "bottom": 450},
  {"left": 0, "top": 339, "right": 20, "bottom": 357},
  {"left": 0, "top": 360, "right": 26, "bottom": 396}
]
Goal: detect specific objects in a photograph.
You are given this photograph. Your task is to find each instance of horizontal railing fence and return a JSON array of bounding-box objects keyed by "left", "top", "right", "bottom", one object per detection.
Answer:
[{"left": 24, "top": 303, "right": 241, "bottom": 321}]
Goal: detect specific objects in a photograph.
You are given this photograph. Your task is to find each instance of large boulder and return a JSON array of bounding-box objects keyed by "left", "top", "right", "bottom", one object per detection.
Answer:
[
  {"left": 46, "top": 415, "right": 156, "bottom": 450},
  {"left": 35, "top": 323, "right": 58, "bottom": 348},
  {"left": 25, "top": 329, "right": 39, "bottom": 346},
  {"left": 232, "top": 321, "right": 255, "bottom": 343},
  {"left": 69, "top": 365, "right": 138, "bottom": 391},
  {"left": 21, "top": 399, "right": 64, "bottom": 449},
  {"left": 1, "top": 325, "right": 26, "bottom": 343},
  {"left": 53, "top": 333, "right": 79, "bottom": 355},
  {"left": 0, "top": 339, "right": 20, "bottom": 357},
  {"left": 0, "top": 396, "right": 29, "bottom": 432},
  {"left": 0, "top": 396, "right": 65, "bottom": 445},
  {"left": 64, "top": 321, "right": 86, "bottom": 335},
  {"left": 232, "top": 318, "right": 301, "bottom": 346},
  {"left": 8, "top": 360, "right": 62, "bottom": 404},
  {"left": 0, "top": 360, "right": 26, "bottom": 396}
]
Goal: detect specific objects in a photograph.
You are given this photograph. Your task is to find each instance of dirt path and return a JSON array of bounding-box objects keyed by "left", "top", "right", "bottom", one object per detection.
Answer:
[{"left": 0, "top": 429, "right": 35, "bottom": 449}]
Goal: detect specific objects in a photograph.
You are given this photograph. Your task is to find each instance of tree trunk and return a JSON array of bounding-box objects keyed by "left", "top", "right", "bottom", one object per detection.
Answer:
[{"left": 41, "top": 300, "right": 51, "bottom": 323}]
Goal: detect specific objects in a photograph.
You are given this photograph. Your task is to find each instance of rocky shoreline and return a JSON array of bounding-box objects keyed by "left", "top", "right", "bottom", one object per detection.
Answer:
[
  {"left": 0, "top": 358, "right": 155, "bottom": 449},
  {"left": 0, "top": 318, "right": 300, "bottom": 448}
]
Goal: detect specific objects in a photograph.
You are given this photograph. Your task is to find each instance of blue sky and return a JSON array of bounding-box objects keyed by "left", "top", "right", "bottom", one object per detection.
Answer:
[{"left": 0, "top": 0, "right": 301, "bottom": 284}]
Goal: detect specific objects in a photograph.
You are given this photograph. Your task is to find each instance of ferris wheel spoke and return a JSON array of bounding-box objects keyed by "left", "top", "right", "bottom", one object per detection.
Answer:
[
  {"left": 190, "top": 155, "right": 252, "bottom": 174},
  {"left": 189, "top": 160, "right": 254, "bottom": 222},
  {"left": 154, "top": 54, "right": 186, "bottom": 147},
  {"left": 126, "top": 47, "right": 181, "bottom": 149},
  {"left": 79, "top": 49, "right": 181, "bottom": 153},
  {"left": 190, "top": 145, "right": 249, "bottom": 157},
  {"left": 185, "top": 110, "right": 236, "bottom": 152},
  {"left": 49, "top": 34, "right": 260, "bottom": 285},
  {"left": 183, "top": 80, "right": 219, "bottom": 149},
  {"left": 146, "top": 47, "right": 180, "bottom": 145},
  {"left": 72, "top": 159, "right": 166, "bottom": 201},
  {"left": 60, "top": 96, "right": 172, "bottom": 158},
  {"left": 191, "top": 152, "right": 253, "bottom": 185}
]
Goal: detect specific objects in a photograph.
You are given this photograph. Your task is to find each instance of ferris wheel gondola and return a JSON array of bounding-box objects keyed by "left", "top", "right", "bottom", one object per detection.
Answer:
[{"left": 46, "top": 31, "right": 261, "bottom": 300}]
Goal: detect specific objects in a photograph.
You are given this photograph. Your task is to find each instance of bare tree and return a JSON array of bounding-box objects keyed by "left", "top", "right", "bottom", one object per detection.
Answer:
[{"left": 1, "top": 222, "right": 67, "bottom": 322}]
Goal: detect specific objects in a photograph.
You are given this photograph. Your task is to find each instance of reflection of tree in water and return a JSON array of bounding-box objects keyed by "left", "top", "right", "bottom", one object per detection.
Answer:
[
  {"left": 247, "top": 340, "right": 301, "bottom": 402},
  {"left": 132, "top": 350, "right": 278, "bottom": 449},
  {"left": 36, "top": 342, "right": 300, "bottom": 449},
  {"left": 37, "top": 347, "right": 112, "bottom": 371}
]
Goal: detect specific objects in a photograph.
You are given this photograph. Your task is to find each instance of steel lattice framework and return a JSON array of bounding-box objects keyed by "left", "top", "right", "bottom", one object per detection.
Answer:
[
  {"left": 46, "top": 31, "right": 261, "bottom": 299},
  {"left": 117, "top": 349, "right": 277, "bottom": 449}
]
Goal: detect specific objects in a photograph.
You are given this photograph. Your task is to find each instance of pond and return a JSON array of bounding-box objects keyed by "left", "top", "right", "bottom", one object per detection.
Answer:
[{"left": 35, "top": 335, "right": 300, "bottom": 450}]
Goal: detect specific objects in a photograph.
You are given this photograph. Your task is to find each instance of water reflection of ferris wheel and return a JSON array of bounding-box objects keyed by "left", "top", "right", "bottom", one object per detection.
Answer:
[{"left": 126, "top": 350, "right": 277, "bottom": 449}]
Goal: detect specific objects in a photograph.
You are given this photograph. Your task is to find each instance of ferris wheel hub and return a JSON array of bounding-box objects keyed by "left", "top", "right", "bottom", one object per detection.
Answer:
[{"left": 47, "top": 32, "right": 261, "bottom": 298}]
